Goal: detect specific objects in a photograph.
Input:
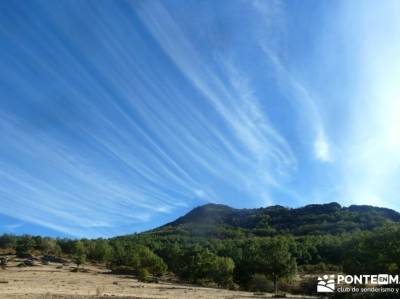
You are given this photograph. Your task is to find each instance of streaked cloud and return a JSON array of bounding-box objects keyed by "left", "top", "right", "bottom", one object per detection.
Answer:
[{"left": 0, "top": 0, "right": 399, "bottom": 237}]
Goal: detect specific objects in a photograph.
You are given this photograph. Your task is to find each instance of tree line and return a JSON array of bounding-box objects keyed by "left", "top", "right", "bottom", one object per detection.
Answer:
[{"left": 1, "top": 222, "right": 400, "bottom": 295}]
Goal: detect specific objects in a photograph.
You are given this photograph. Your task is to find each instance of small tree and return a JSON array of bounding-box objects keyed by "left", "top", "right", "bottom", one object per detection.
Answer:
[
  {"left": 40, "top": 238, "right": 61, "bottom": 256},
  {"left": 130, "top": 245, "right": 167, "bottom": 277},
  {"left": 73, "top": 241, "right": 86, "bottom": 270},
  {"left": 74, "top": 253, "right": 86, "bottom": 269},
  {"left": 213, "top": 256, "right": 235, "bottom": 287},
  {"left": 259, "top": 237, "right": 297, "bottom": 294},
  {"left": 16, "top": 236, "right": 35, "bottom": 257},
  {"left": 137, "top": 268, "right": 151, "bottom": 282}
]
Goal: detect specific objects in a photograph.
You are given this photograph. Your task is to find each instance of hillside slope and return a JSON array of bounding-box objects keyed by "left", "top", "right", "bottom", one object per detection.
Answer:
[{"left": 147, "top": 202, "right": 400, "bottom": 238}]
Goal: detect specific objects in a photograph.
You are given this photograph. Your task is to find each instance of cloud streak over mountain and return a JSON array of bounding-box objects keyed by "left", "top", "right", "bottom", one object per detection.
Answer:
[{"left": 0, "top": 0, "right": 399, "bottom": 237}]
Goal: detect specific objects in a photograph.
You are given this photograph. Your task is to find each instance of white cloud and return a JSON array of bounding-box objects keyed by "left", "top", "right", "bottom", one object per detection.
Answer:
[
  {"left": 314, "top": 132, "right": 332, "bottom": 162},
  {"left": 135, "top": 1, "right": 297, "bottom": 201}
]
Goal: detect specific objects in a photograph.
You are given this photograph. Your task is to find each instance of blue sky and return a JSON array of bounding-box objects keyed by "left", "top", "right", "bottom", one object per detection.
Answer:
[{"left": 1, "top": 0, "right": 400, "bottom": 237}]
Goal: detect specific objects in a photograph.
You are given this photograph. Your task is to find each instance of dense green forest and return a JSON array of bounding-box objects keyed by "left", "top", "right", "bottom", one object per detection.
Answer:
[
  {"left": 1, "top": 202, "right": 400, "bottom": 297},
  {"left": 152, "top": 202, "right": 400, "bottom": 237}
]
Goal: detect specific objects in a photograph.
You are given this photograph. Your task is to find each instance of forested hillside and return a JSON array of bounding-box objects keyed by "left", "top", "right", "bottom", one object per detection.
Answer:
[
  {"left": 150, "top": 202, "right": 400, "bottom": 237},
  {"left": 1, "top": 202, "right": 400, "bottom": 297}
]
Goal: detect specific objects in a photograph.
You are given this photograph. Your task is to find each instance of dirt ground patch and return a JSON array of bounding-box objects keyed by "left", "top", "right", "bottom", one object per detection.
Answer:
[{"left": 0, "top": 257, "right": 313, "bottom": 299}]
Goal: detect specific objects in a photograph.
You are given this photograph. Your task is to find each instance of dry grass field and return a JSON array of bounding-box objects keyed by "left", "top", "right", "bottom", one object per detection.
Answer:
[{"left": 0, "top": 256, "right": 315, "bottom": 299}]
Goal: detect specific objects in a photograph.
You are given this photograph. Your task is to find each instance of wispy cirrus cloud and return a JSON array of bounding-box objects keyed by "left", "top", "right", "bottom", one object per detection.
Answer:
[
  {"left": 260, "top": 42, "right": 332, "bottom": 163},
  {"left": 135, "top": 2, "right": 298, "bottom": 203},
  {"left": 2, "top": 0, "right": 399, "bottom": 237},
  {"left": 0, "top": 1, "right": 301, "bottom": 236}
]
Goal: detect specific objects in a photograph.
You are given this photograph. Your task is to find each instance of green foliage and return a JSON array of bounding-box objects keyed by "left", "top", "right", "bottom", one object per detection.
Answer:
[
  {"left": 74, "top": 253, "right": 86, "bottom": 268},
  {"left": 57, "top": 239, "right": 75, "bottom": 254},
  {"left": 109, "top": 241, "right": 167, "bottom": 277},
  {"left": 2, "top": 202, "right": 400, "bottom": 295},
  {"left": 180, "top": 246, "right": 220, "bottom": 283},
  {"left": 156, "top": 242, "right": 182, "bottom": 273},
  {"left": 163, "top": 244, "right": 235, "bottom": 287},
  {"left": 86, "top": 239, "right": 112, "bottom": 263},
  {"left": 342, "top": 223, "right": 400, "bottom": 274},
  {"left": 0, "top": 234, "right": 17, "bottom": 249},
  {"left": 247, "top": 273, "right": 274, "bottom": 292},
  {"left": 258, "top": 237, "right": 297, "bottom": 293},
  {"left": 226, "top": 237, "right": 297, "bottom": 293},
  {"left": 213, "top": 256, "right": 235, "bottom": 287},
  {"left": 137, "top": 268, "right": 151, "bottom": 282},
  {"left": 73, "top": 240, "right": 86, "bottom": 268},
  {"left": 152, "top": 202, "right": 400, "bottom": 237},
  {"left": 130, "top": 245, "right": 167, "bottom": 277},
  {"left": 38, "top": 238, "right": 61, "bottom": 256},
  {"left": 73, "top": 240, "right": 86, "bottom": 256},
  {"left": 16, "top": 236, "right": 35, "bottom": 257}
]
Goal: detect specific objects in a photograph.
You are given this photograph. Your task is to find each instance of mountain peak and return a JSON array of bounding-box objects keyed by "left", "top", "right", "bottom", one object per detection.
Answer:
[
  {"left": 151, "top": 202, "right": 400, "bottom": 238},
  {"left": 167, "top": 203, "right": 234, "bottom": 227}
]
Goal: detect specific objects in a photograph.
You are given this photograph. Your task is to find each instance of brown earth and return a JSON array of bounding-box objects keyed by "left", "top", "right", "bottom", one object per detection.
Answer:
[{"left": 0, "top": 256, "right": 314, "bottom": 299}]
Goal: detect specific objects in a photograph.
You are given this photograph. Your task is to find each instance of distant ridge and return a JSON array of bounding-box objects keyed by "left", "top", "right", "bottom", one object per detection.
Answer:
[{"left": 146, "top": 202, "right": 400, "bottom": 238}]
